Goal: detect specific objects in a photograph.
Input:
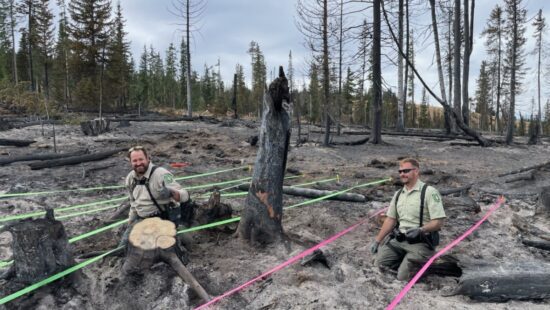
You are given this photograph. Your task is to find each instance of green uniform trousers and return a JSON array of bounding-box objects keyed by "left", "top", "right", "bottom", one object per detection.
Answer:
[{"left": 375, "top": 238, "right": 434, "bottom": 281}]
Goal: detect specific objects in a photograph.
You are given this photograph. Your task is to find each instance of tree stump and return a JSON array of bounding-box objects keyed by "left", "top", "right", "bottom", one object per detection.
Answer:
[
  {"left": 2, "top": 210, "right": 75, "bottom": 284},
  {"left": 194, "top": 189, "right": 233, "bottom": 225},
  {"left": 237, "top": 66, "right": 291, "bottom": 245},
  {"left": 122, "top": 217, "right": 211, "bottom": 302},
  {"left": 80, "top": 118, "right": 110, "bottom": 136}
]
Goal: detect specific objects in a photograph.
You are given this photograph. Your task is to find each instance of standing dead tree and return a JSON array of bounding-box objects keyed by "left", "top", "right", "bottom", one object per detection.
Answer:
[
  {"left": 381, "top": 0, "right": 490, "bottom": 146},
  {"left": 238, "top": 67, "right": 291, "bottom": 245}
]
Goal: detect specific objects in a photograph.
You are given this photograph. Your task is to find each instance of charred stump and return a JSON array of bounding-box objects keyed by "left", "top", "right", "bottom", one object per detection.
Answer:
[
  {"left": 2, "top": 209, "right": 75, "bottom": 284},
  {"left": 80, "top": 118, "right": 110, "bottom": 136},
  {"left": 194, "top": 189, "right": 233, "bottom": 225},
  {"left": 122, "top": 217, "right": 211, "bottom": 302},
  {"left": 237, "top": 66, "right": 291, "bottom": 245}
]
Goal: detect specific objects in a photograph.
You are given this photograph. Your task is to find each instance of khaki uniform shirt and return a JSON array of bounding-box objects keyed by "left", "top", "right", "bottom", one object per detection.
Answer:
[
  {"left": 386, "top": 180, "right": 446, "bottom": 232},
  {"left": 125, "top": 162, "right": 189, "bottom": 218}
]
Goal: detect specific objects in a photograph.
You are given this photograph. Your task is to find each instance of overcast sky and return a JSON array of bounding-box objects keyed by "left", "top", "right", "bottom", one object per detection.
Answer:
[{"left": 120, "top": 0, "right": 549, "bottom": 115}]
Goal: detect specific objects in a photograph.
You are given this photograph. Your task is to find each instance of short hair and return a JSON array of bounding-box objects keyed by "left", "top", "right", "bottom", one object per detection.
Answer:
[
  {"left": 127, "top": 145, "right": 148, "bottom": 159},
  {"left": 399, "top": 158, "right": 419, "bottom": 168}
]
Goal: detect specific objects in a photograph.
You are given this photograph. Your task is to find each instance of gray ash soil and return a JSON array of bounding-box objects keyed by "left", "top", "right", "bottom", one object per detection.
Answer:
[{"left": 1, "top": 118, "right": 549, "bottom": 309}]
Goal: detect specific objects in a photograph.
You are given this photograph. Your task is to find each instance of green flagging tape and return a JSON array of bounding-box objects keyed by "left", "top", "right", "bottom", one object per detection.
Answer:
[
  {"left": 0, "top": 177, "right": 391, "bottom": 302},
  {"left": 56, "top": 204, "right": 120, "bottom": 220},
  {"left": 68, "top": 219, "right": 127, "bottom": 243},
  {"left": 0, "top": 260, "right": 12, "bottom": 268},
  {"left": 0, "top": 196, "right": 127, "bottom": 223},
  {"left": 178, "top": 177, "right": 391, "bottom": 235},
  {"left": 174, "top": 165, "right": 248, "bottom": 181},
  {"left": 0, "top": 165, "right": 249, "bottom": 199},
  {"left": 197, "top": 176, "right": 338, "bottom": 199},
  {"left": 0, "top": 247, "right": 123, "bottom": 305}
]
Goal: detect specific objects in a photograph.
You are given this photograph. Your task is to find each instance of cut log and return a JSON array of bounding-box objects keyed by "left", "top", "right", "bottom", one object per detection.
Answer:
[
  {"left": 4, "top": 209, "right": 76, "bottom": 284},
  {"left": 0, "top": 138, "right": 35, "bottom": 147},
  {"left": 122, "top": 217, "right": 211, "bottom": 302},
  {"left": 504, "top": 170, "right": 534, "bottom": 183},
  {"left": 28, "top": 147, "right": 126, "bottom": 170},
  {"left": 237, "top": 184, "right": 367, "bottom": 202},
  {"left": 451, "top": 262, "right": 550, "bottom": 301},
  {"left": 0, "top": 149, "right": 88, "bottom": 166},
  {"left": 238, "top": 66, "right": 291, "bottom": 245}
]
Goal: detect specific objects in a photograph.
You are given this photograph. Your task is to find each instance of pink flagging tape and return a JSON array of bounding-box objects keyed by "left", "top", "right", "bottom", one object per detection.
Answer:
[
  {"left": 386, "top": 196, "right": 506, "bottom": 310},
  {"left": 195, "top": 207, "right": 388, "bottom": 310}
]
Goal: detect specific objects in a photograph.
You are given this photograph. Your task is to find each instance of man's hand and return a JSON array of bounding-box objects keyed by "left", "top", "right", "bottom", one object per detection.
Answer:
[
  {"left": 158, "top": 186, "right": 173, "bottom": 199},
  {"left": 405, "top": 228, "right": 423, "bottom": 240},
  {"left": 370, "top": 240, "right": 380, "bottom": 254}
]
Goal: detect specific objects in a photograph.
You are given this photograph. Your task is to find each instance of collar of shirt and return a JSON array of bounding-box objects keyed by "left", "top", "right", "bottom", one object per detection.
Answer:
[{"left": 402, "top": 180, "right": 425, "bottom": 194}]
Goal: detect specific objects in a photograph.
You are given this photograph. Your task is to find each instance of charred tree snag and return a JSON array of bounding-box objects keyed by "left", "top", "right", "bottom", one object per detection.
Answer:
[
  {"left": 80, "top": 118, "right": 110, "bottom": 136},
  {"left": 2, "top": 209, "right": 75, "bottom": 284},
  {"left": 450, "top": 262, "right": 550, "bottom": 301},
  {"left": 122, "top": 217, "right": 211, "bottom": 302},
  {"left": 28, "top": 147, "right": 125, "bottom": 170},
  {"left": 238, "top": 66, "right": 291, "bottom": 245}
]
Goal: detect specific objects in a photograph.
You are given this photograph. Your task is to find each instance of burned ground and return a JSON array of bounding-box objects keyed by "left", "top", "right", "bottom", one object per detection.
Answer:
[{"left": 1, "top": 118, "right": 550, "bottom": 309}]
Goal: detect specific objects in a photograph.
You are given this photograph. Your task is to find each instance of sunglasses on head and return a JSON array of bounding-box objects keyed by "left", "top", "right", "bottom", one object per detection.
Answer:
[{"left": 398, "top": 168, "right": 416, "bottom": 174}]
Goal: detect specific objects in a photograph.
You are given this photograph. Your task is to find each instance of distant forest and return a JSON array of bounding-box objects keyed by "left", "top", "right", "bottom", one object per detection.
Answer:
[{"left": 0, "top": 0, "right": 548, "bottom": 142}]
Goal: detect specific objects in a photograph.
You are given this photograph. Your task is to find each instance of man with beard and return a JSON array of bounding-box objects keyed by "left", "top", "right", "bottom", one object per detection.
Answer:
[
  {"left": 119, "top": 146, "right": 190, "bottom": 248},
  {"left": 370, "top": 158, "right": 446, "bottom": 281}
]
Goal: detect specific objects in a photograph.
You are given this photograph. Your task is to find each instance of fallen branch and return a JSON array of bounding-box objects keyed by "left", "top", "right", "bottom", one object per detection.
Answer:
[
  {"left": 331, "top": 136, "right": 369, "bottom": 146},
  {"left": 0, "top": 149, "right": 88, "bottom": 166},
  {"left": 28, "top": 148, "right": 126, "bottom": 170},
  {"left": 498, "top": 160, "right": 550, "bottom": 177},
  {"left": 505, "top": 170, "right": 534, "bottom": 183},
  {"left": 521, "top": 239, "right": 550, "bottom": 251},
  {"left": 439, "top": 184, "right": 472, "bottom": 196}
]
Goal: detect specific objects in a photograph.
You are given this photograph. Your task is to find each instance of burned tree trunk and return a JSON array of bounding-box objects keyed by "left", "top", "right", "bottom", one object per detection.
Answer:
[
  {"left": 80, "top": 118, "right": 110, "bottom": 136},
  {"left": 122, "top": 217, "right": 211, "bottom": 302},
  {"left": 238, "top": 66, "right": 291, "bottom": 245},
  {"left": 3, "top": 210, "right": 75, "bottom": 284}
]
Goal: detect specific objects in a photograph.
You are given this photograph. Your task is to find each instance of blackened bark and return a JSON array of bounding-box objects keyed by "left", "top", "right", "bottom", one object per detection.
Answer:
[
  {"left": 238, "top": 66, "right": 291, "bottom": 245},
  {"left": 5, "top": 210, "right": 75, "bottom": 284}
]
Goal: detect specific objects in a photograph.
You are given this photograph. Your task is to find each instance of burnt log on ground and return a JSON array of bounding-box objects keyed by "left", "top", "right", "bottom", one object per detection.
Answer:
[
  {"left": 237, "top": 67, "right": 291, "bottom": 245},
  {"left": 28, "top": 147, "right": 126, "bottom": 170},
  {"left": 107, "top": 115, "right": 220, "bottom": 124},
  {"left": 504, "top": 170, "right": 535, "bottom": 183},
  {"left": 0, "top": 209, "right": 76, "bottom": 284},
  {"left": 511, "top": 213, "right": 550, "bottom": 241},
  {"left": 331, "top": 136, "right": 369, "bottom": 146},
  {"left": 237, "top": 184, "right": 367, "bottom": 202},
  {"left": 407, "top": 255, "right": 462, "bottom": 278},
  {"left": 497, "top": 160, "right": 550, "bottom": 177},
  {"left": 122, "top": 217, "right": 210, "bottom": 302},
  {"left": 449, "top": 262, "right": 550, "bottom": 301},
  {"left": 521, "top": 239, "right": 550, "bottom": 251},
  {"left": 80, "top": 118, "right": 110, "bottom": 136},
  {"left": 0, "top": 149, "right": 88, "bottom": 166},
  {"left": 439, "top": 184, "right": 472, "bottom": 196},
  {"left": 0, "top": 138, "right": 35, "bottom": 147}
]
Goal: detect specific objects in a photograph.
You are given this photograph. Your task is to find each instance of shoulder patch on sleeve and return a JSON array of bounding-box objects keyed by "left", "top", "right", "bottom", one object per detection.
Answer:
[
  {"left": 163, "top": 174, "right": 174, "bottom": 184},
  {"left": 432, "top": 192, "right": 441, "bottom": 202}
]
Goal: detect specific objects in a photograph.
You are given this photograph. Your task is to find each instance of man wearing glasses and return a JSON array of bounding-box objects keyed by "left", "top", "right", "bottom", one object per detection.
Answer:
[
  {"left": 119, "top": 146, "right": 190, "bottom": 247},
  {"left": 370, "top": 158, "right": 446, "bottom": 281}
]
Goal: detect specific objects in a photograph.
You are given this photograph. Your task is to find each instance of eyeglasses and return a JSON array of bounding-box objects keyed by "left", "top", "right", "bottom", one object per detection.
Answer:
[{"left": 398, "top": 168, "right": 416, "bottom": 174}]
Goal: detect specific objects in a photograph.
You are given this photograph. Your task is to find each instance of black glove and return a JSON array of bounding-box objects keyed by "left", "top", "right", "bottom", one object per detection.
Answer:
[
  {"left": 405, "top": 228, "right": 423, "bottom": 241},
  {"left": 370, "top": 240, "right": 380, "bottom": 254}
]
